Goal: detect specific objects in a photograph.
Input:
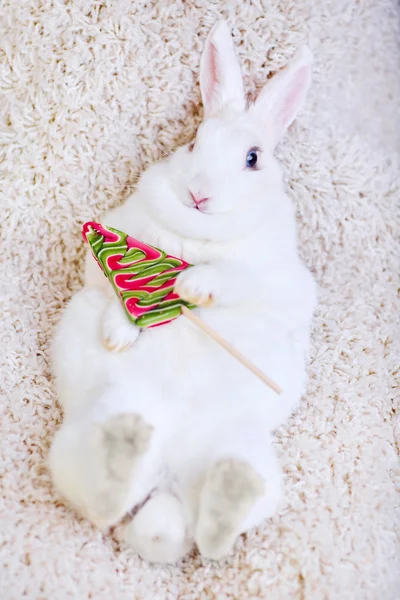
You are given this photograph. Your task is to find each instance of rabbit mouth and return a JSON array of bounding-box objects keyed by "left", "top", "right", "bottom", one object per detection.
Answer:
[
  {"left": 193, "top": 198, "right": 210, "bottom": 213},
  {"left": 188, "top": 190, "right": 210, "bottom": 213}
]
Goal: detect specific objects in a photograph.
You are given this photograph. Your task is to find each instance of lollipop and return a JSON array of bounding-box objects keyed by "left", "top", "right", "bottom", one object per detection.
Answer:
[
  {"left": 82, "top": 222, "right": 195, "bottom": 328},
  {"left": 83, "top": 222, "right": 282, "bottom": 394}
]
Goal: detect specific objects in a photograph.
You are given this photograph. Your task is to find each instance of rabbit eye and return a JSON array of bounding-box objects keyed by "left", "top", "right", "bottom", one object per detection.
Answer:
[{"left": 246, "top": 147, "right": 261, "bottom": 169}]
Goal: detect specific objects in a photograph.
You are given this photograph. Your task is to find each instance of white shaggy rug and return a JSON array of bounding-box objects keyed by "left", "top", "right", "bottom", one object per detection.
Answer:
[{"left": 1, "top": 1, "right": 399, "bottom": 598}]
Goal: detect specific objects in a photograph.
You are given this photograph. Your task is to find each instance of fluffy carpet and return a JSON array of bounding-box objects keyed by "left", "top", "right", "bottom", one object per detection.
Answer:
[{"left": 1, "top": 1, "right": 399, "bottom": 598}]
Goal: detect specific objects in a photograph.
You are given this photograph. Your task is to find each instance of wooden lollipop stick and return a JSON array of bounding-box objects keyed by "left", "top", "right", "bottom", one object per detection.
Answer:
[{"left": 181, "top": 306, "right": 283, "bottom": 395}]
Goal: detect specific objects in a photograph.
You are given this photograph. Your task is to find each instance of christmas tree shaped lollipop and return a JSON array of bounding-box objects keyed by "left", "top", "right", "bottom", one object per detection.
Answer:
[
  {"left": 82, "top": 222, "right": 195, "bottom": 328},
  {"left": 83, "top": 222, "right": 282, "bottom": 394}
]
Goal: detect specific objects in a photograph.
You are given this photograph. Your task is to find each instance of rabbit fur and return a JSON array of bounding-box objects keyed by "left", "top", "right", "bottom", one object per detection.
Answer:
[{"left": 49, "top": 21, "right": 317, "bottom": 563}]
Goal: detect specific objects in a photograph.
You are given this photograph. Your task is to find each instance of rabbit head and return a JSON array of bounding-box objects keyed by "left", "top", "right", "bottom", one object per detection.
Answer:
[{"left": 138, "top": 21, "right": 313, "bottom": 243}]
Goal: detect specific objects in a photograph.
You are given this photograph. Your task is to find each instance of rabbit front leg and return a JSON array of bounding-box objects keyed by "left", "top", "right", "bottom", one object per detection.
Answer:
[
  {"left": 101, "top": 296, "right": 141, "bottom": 352},
  {"left": 174, "top": 261, "right": 257, "bottom": 308},
  {"left": 84, "top": 250, "right": 140, "bottom": 352}
]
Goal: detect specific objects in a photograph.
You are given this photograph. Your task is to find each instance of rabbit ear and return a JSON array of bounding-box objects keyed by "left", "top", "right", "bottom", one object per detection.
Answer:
[
  {"left": 200, "top": 21, "right": 245, "bottom": 119},
  {"left": 251, "top": 46, "right": 313, "bottom": 147}
]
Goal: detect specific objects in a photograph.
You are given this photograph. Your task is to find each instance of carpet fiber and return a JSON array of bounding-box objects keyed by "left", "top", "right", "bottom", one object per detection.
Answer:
[{"left": 1, "top": 1, "right": 399, "bottom": 598}]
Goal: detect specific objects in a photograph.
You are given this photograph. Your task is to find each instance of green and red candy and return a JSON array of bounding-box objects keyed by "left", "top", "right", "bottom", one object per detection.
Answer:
[{"left": 82, "top": 222, "right": 196, "bottom": 328}]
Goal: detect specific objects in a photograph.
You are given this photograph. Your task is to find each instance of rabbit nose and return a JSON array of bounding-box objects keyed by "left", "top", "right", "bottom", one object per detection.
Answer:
[
  {"left": 189, "top": 190, "right": 209, "bottom": 206},
  {"left": 188, "top": 173, "right": 212, "bottom": 206}
]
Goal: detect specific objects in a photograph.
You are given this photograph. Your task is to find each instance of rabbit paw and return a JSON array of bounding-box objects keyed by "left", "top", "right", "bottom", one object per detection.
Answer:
[
  {"left": 87, "top": 413, "right": 153, "bottom": 529},
  {"left": 195, "top": 458, "right": 265, "bottom": 560},
  {"left": 174, "top": 266, "right": 217, "bottom": 307},
  {"left": 101, "top": 299, "right": 140, "bottom": 352}
]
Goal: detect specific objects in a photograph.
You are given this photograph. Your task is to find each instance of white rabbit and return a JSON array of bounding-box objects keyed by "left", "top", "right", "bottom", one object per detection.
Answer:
[{"left": 49, "top": 21, "right": 317, "bottom": 564}]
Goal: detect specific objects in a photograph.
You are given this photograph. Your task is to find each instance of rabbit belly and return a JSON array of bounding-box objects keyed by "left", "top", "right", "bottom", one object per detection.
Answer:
[
  {"left": 51, "top": 286, "right": 308, "bottom": 558},
  {"left": 54, "top": 287, "right": 307, "bottom": 430}
]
